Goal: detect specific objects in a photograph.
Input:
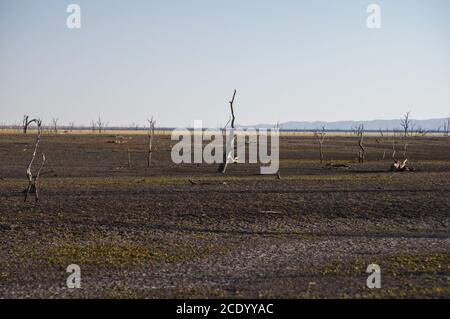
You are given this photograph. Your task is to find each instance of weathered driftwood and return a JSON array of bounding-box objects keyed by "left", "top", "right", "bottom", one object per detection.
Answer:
[
  {"left": 390, "top": 159, "right": 412, "bottom": 172},
  {"left": 189, "top": 179, "right": 227, "bottom": 186},
  {"left": 325, "top": 162, "right": 351, "bottom": 169},
  {"left": 389, "top": 138, "right": 413, "bottom": 172}
]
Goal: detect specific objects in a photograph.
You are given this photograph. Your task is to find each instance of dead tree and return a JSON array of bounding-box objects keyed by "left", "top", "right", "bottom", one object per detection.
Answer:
[
  {"left": 24, "top": 120, "right": 46, "bottom": 202},
  {"left": 356, "top": 124, "right": 365, "bottom": 163},
  {"left": 147, "top": 116, "right": 156, "bottom": 167},
  {"left": 375, "top": 133, "right": 385, "bottom": 160},
  {"left": 390, "top": 135, "right": 412, "bottom": 172},
  {"left": 68, "top": 121, "right": 75, "bottom": 132},
  {"left": 400, "top": 111, "right": 411, "bottom": 137},
  {"left": 96, "top": 117, "right": 104, "bottom": 134},
  {"left": 391, "top": 136, "right": 396, "bottom": 161},
  {"left": 415, "top": 126, "right": 427, "bottom": 137},
  {"left": 394, "top": 122, "right": 410, "bottom": 170},
  {"left": 444, "top": 118, "right": 450, "bottom": 137},
  {"left": 51, "top": 118, "right": 59, "bottom": 133},
  {"left": 22, "top": 115, "right": 38, "bottom": 134},
  {"left": 222, "top": 116, "right": 231, "bottom": 138},
  {"left": 218, "top": 90, "right": 238, "bottom": 173},
  {"left": 390, "top": 146, "right": 409, "bottom": 171},
  {"left": 391, "top": 157, "right": 409, "bottom": 172},
  {"left": 314, "top": 126, "right": 326, "bottom": 164},
  {"left": 23, "top": 115, "right": 30, "bottom": 134},
  {"left": 128, "top": 148, "right": 132, "bottom": 168}
]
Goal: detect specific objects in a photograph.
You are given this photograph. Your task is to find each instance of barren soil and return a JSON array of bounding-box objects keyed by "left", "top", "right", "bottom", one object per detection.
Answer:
[{"left": 0, "top": 133, "right": 449, "bottom": 298}]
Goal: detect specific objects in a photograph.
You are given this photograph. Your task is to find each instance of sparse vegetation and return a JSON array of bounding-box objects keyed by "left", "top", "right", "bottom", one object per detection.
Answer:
[{"left": 0, "top": 132, "right": 448, "bottom": 298}]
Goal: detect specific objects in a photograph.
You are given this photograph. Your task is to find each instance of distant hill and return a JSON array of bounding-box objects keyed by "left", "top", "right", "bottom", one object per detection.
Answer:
[{"left": 238, "top": 118, "right": 449, "bottom": 131}]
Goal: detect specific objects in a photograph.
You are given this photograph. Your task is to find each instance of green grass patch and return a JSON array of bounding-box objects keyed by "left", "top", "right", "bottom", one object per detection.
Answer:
[
  {"left": 11, "top": 231, "right": 224, "bottom": 269},
  {"left": 320, "top": 253, "right": 449, "bottom": 277}
]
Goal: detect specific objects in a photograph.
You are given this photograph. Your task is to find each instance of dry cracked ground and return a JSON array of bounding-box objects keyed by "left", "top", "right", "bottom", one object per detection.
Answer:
[{"left": 0, "top": 133, "right": 449, "bottom": 298}]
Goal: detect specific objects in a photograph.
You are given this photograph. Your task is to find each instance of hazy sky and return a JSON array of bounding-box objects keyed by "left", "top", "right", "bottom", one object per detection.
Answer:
[{"left": 1, "top": 0, "right": 449, "bottom": 127}]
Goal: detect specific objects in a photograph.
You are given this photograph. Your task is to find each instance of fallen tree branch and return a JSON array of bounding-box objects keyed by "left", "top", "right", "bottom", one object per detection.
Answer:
[
  {"left": 389, "top": 158, "right": 414, "bottom": 172},
  {"left": 325, "top": 162, "right": 352, "bottom": 169},
  {"left": 389, "top": 138, "right": 414, "bottom": 172},
  {"left": 259, "top": 210, "right": 283, "bottom": 215}
]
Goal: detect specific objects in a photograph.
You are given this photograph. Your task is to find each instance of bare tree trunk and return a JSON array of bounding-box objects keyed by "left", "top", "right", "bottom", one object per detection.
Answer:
[
  {"left": 319, "top": 141, "right": 324, "bottom": 164},
  {"left": 23, "top": 115, "right": 38, "bottom": 134},
  {"left": 147, "top": 117, "right": 156, "bottom": 167},
  {"left": 401, "top": 111, "right": 411, "bottom": 137},
  {"left": 444, "top": 118, "right": 450, "bottom": 137},
  {"left": 392, "top": 138, "right": 396, "bottom": 161},
  {"left": 390, "top": 135, "right": 412, "bottom": 171},
  {"left": 24, "top": 120, "right": 45, "bottom": 202},
  {"left": 97, "top": 117, "right": 103, "bottom": 134},
  {"left": 218, "top": 90, "right": 237, "bottom": 174},
  {"left": 357, "top": 124, "right": 365, "bottom": 163},
  {"left": 314, "top": 126, "right": 326, "bottom": 164},
  {"left": 358, "top": 139, "right": 365, "bottom": 163},
  {"left": 128, "top": 148, "right": 132, "bottom": 168},
  {"left": 51, "top": 118, "right": 59, "bottom": 134},
  {"left": 23, "top": 115, "right": 29, "bottom": 134},
  {"left": 34, "top": 154, "right": 46, "bottom": 201}
]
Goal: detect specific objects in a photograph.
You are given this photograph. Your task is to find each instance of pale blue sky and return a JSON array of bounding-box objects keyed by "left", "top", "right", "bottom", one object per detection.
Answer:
[{"left": 1, "top": 0, "right": 449, "bottom": 127}]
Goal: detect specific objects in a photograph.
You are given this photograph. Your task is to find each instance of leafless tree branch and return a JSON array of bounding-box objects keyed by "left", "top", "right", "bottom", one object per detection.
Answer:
[
  {"left": 22, "top": 115, "right": 39, "bottom": 134},
  {"left": 400, "top": 111, "right": 411, "bottom": 137}
]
